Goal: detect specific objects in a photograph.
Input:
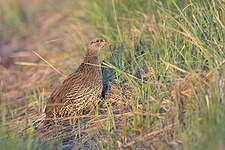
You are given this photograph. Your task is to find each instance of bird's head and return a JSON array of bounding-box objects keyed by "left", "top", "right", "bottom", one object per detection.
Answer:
[{"left": 87, "top": 38, "right": 108, "bottom": 53}]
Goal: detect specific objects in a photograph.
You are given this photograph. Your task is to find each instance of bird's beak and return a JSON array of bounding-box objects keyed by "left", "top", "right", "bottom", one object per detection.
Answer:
[{"left": 100, "top": 40, "right": 108, "bottom": 47}]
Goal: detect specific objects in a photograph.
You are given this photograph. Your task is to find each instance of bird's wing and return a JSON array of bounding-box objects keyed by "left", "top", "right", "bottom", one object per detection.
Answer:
[{"left": 44, "top": 71, "right": 85, "bottom": 115}]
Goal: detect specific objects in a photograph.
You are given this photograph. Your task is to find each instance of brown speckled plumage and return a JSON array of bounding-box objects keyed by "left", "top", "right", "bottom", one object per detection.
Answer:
[{"left": 44, "top": 38, "right": 108, "bottom": 124}]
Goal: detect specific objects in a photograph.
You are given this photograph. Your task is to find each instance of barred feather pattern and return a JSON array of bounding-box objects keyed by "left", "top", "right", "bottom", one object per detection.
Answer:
[
  {"left": 60, "top": 71, "right": 103, "bottom": 117},
  {"left": 44, "top": 62, "right": 102, "bottom": 121},
  {"left": 44, "top": 38, "right": 106, "bottom": 124}
]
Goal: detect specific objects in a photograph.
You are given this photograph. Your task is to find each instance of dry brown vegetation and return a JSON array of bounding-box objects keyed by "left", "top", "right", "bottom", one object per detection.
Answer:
[{"left": 0, "top": 0, "right": 225, "bottom": 149}]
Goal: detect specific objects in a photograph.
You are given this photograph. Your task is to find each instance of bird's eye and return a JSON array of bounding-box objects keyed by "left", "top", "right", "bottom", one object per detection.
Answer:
[{"left": 96, "top": 40, "right": 99, "bottom": 42}]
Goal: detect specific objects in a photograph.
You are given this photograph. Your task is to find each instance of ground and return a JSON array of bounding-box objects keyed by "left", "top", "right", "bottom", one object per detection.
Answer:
[{"left": 0, "top": 0, "right": 225, "bottom": 150}]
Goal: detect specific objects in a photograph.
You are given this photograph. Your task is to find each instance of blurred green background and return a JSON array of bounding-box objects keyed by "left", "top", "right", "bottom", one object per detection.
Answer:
[{"left": 0, "top": 0, "right": 225, "bottom": 149}]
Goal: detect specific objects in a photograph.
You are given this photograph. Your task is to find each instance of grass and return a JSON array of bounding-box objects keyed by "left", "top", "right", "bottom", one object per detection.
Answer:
[{"left": 0, "top": 0, "right": 225, "bottom": 149}]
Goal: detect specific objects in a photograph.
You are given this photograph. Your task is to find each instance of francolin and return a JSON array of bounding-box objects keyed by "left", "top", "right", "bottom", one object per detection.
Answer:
[{"left": 44, "top": 38, "right": 108, "bottom": 124}]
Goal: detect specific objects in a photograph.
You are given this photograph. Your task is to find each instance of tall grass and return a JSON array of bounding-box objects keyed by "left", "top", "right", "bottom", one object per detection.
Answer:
[
  {"left": 88, "top": 0, "right": 225, "bottom": 149},
  {"left": 0, "top": 0, "right": 224, "bottom": 149}
]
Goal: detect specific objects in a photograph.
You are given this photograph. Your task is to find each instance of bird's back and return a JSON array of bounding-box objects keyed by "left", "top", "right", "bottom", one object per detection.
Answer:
[{"left": 44, "top": 62, "right": 103, "bottom": 122}]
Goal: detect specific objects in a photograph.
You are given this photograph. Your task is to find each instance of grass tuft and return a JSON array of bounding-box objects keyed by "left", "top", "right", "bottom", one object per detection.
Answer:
[{"left": 0, "top": 0, "right": 225, "bottom": 149}]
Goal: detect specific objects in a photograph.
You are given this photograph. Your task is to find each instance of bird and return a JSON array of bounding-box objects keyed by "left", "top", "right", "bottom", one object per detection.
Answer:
[{"left": 43, "top": 38, "right": 108, "bottom": 125}]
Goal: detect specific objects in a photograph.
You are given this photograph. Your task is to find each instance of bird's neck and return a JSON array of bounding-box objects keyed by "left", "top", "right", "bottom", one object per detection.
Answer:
[
  {"left": 75, "top": 49, "right": 102, "bottom": 80},
  {"left": 83, "top": 50, "right": 100, "bottom": 65}
]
